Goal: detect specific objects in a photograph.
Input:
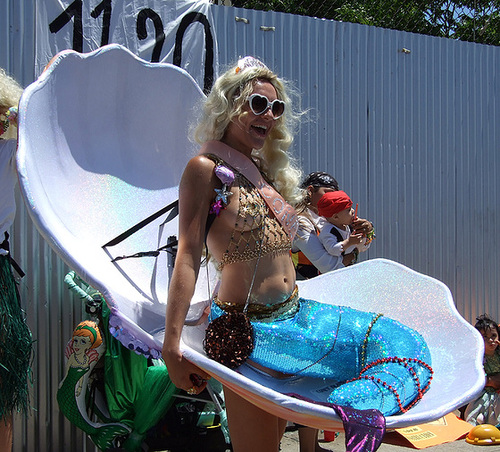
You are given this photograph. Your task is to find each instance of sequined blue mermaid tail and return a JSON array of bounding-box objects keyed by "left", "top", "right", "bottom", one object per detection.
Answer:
[
  {"left": 325, "top": 319, "right": 433, "bottom": 415},
  {"left": 210, "top": 298, "right": 433, "bottom": 416}
]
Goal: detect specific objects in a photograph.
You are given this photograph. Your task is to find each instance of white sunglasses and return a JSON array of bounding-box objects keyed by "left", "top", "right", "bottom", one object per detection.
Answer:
[{"left": 248, "top": 94, "right": 285, "bottom": 119}]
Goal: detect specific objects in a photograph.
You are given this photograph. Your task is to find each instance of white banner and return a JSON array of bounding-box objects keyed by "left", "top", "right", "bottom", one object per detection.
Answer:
[{"left": 35, "top": 0, "right": 217, "bottom": 92}]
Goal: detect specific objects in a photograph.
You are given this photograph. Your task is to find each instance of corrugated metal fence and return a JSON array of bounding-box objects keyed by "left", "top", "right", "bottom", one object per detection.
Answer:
[{"left": 1, "top": 3, "right": 499, "bottom": 451}]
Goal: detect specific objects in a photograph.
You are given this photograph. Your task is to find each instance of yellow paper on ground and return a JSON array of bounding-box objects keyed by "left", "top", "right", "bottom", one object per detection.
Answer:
[{"left": 393, "top": 413, "right": 473, "bottom": 449}]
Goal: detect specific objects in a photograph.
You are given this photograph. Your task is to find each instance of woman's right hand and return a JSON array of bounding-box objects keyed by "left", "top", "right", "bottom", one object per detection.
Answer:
[
  {"left": 162, "top": 155, "right": 217, "bottom": 395},
  {"left": 163, "top": 346, "right": 211, "bottom": 394}
]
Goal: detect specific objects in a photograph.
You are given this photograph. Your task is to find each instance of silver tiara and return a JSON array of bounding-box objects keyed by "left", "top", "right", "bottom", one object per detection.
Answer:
[{"left": 235, "top": 56, "right": 268, "bottom": 74}]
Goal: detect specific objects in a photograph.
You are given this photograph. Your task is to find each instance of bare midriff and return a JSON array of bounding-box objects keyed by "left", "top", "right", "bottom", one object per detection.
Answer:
[
  {"left": 214, "top": 251, "right": 297, "bottom": 379},
  {"left": 217, "top": 252, "right": 296, "bottom": 306}
]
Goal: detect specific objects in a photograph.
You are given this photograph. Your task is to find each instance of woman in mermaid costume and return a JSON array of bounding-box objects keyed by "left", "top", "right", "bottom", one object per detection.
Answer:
[{"left": 162, "top": 56, "right": 433, "bottom": 452}]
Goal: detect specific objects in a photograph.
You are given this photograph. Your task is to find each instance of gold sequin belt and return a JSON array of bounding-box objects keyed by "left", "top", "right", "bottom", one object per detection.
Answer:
[{"left": 213, "top": 285, "right": 300, "bottom": 322}]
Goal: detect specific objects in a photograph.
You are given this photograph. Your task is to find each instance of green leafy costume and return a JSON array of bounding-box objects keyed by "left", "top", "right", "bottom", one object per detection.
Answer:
[{"left": 0, "top": 255, "right": 32, "bottom": 418}]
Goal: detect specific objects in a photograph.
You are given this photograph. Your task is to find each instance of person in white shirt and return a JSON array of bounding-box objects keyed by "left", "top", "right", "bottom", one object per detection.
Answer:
[
  {"left": 317, "top": 190, "right": 370, "bottom": 263},
  {"left": 292, "top": 172, "right": 374, "bottom": 278}
]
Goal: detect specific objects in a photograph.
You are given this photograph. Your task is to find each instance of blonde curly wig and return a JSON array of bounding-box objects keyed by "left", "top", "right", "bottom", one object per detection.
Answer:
[
  {"left": 0, "top": 68, "right": 23, "bottom": 139},
  {"left": 193, "top": 58, "right": 303, "bottom": 204}
]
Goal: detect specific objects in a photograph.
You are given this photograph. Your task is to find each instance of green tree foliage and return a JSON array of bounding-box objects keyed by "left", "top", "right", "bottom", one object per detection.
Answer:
[
  {"left": 452, "top": 0, "right": 500, "bottom": 44},
  {"left": 230, "top": 0, "right": 500, "bottom": 45}
]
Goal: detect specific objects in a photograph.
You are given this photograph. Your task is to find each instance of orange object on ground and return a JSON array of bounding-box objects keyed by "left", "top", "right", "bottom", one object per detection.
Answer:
[
  {"left": 391, "top": 413, "right": 472, "bottom": 449},
  {"left": 466, "top": 424, "right": 500, "bottom": 445},
  {"left": 323, "top": 430, "right": 337, "bottom": 442}
]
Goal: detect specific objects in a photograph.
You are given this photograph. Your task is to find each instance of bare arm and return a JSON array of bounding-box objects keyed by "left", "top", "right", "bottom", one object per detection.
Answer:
[{"left": 162, "top": 155, "right": 215, "bottom": 392}]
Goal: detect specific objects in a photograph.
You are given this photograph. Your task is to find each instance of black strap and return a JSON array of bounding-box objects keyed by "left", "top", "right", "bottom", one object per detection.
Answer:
[
  {"left": 103, "top": 199, "right": 178, "bottom": 248},
  {"left": 102, "top": 200, "right": 179, "bottom": 262},
  {"left": 103, "top": 200, "right": 217, "bottom": 263},
  {"left": 205, "top": 212, "right": 216, "bottom": 241},
  {"left": 109, "top": 241, "right": 178, "bottom": 262},
  {"left": 1, "top": 232, "right": 25, "bottom": 278}
]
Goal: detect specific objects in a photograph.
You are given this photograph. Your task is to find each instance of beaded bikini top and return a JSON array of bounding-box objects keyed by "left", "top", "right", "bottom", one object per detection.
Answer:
[{"left": 205, "top": 154, "right": 292, "bottom": 270}]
